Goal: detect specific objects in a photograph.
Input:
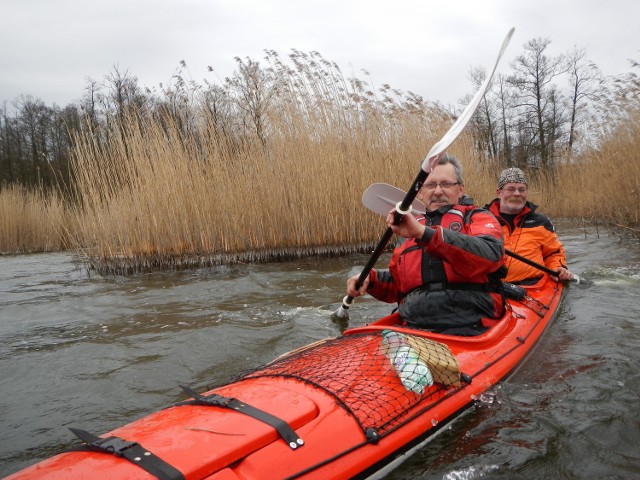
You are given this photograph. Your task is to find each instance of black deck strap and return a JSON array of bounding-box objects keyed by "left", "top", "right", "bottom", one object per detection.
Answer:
[
  {"left": 178, "top": 385, "right": 304, "bottom": 450},
  {"left": 68, "top": 427, "right": 185, "bottom": 480},
  {"left": 521, "top": 294, "right": 549, "bottom": 317}
]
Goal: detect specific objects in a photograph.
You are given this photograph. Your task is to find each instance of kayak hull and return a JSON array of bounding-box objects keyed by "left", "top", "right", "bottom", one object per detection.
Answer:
[{"left": 7, "top": 277, "right": 564, "bottom": 480}]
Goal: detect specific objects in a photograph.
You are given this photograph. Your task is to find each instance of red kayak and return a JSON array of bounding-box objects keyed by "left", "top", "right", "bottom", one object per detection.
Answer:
[{"left": 7, "top": 276, "right": 564, "bottom": 480}]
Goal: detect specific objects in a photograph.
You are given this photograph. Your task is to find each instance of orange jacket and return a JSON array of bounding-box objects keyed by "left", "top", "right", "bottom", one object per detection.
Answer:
[{"left": 487, "top": 199, "right": 567, "bottom": 283}]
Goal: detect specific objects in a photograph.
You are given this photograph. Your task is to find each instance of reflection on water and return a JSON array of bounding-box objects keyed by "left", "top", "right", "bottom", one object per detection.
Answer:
[{"left": 1, "top": 225, "right": 640, "bottom": 478}]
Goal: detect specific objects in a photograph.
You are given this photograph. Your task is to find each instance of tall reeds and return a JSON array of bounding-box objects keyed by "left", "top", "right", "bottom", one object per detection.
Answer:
[
  {"left": 67, "top": 52, "right": 469, "bottom": 273},
  {"left": 554, "top": 101, "right": 640, "bottom": 227},
  {"left": 1, "top": 53, "right": 638, "bottom": 270},
  {"left": 0, "top": 184, "right": 70, "bottom": 254}
]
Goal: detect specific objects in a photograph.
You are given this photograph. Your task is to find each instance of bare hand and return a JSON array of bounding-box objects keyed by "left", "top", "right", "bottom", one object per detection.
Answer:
[
  {"left": 346, "top": 274, "right": 369, "bottom": 297},
  {"left": 386, "top": 209, "right": 426, "bottom": 240},
  {"left": 553, "top": 267, "right": 574, "bottom": 282}
]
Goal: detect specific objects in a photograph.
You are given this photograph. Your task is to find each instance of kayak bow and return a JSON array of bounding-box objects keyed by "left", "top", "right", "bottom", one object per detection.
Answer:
[{"left": 7, "top": 277, "right": 564, "bottom": 480}]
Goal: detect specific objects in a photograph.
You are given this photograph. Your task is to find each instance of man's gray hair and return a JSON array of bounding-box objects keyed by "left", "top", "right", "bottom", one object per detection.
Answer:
[{"left": 436, "top": 153, "right": 464, "bottom": 184}]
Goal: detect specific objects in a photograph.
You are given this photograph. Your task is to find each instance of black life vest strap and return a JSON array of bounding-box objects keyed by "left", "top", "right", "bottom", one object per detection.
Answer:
[
  {"left": 177, "top": 385, "right": 304, "bottom": 450},
  {"left": 67, "top": 427, "right": 185, "bottom": 480},
  {"left": 418, "top": 281, "right": 497, "bottom": 293}
]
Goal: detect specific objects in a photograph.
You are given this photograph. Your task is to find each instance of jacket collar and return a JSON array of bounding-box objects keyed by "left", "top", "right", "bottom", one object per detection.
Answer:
[
  {"left": 426, "top": 195, "right": 475, "bottom": 217},
  {"left": 486, "top": 198, "right": 538, "bottom": 220}
]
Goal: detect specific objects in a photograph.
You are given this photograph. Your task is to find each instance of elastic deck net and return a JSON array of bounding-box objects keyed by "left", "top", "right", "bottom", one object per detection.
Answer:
[{"left": 236, "top": 330, "right": 461, "bottom": 436}]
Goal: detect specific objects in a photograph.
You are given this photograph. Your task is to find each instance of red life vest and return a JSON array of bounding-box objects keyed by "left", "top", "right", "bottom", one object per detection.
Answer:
[
  {"left": 367, "top": 202, "right": 506, "bottom": 330},
  {"left": 388, "top": 205, "right": 504, "bottom": 297}
]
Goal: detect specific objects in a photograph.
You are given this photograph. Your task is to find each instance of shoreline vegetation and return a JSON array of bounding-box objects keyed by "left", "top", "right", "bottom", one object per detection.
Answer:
[{"left": 1, "top": 49, "right": 639, "bottom": 274}]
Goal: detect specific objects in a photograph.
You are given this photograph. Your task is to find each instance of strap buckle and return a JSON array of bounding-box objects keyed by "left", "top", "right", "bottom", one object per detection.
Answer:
[
  {"left": 180, "top": 386, "right": 234, "bottom": 407},
  {"left": 92, "top": 436, "right": 138, "bottom": 457},
  {"left": 68, "top": 428, "right": 185, "bottom": 480},
  {"left": 69, "top": 428, "right": 138, "bottom": 457}
]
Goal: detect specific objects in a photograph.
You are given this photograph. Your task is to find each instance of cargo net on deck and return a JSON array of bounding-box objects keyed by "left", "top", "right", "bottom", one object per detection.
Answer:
[{"left": 237, "top": 329, "right": 461, "bottom": 437}]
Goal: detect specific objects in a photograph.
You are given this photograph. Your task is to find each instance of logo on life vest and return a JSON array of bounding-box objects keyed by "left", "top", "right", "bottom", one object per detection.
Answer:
[{"left": 449, "top": 222, "right": 462, "bottom": 232}]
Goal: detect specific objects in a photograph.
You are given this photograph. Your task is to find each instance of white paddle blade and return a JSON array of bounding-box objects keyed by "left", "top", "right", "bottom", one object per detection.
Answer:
[
  {"left": 362, "top": 183, "right": 426, "bottom": 217},
  {"left": 421, "top": 27, "right": 515, "bottom": 173}
]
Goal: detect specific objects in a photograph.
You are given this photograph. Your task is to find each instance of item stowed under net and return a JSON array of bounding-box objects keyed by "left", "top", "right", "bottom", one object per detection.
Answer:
[{"left": 236, "top": 330, "right": 461, "bottom": 436}]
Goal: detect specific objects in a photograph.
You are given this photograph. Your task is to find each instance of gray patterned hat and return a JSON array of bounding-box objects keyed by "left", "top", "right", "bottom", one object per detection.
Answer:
[{"left": 498, "top": 167, "right": 528, "bottom": 189}]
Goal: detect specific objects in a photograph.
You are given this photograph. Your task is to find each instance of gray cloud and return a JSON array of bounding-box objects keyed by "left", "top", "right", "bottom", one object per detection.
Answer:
[{"left": 1, "top": 0, "right": 638, "bottom": 107}]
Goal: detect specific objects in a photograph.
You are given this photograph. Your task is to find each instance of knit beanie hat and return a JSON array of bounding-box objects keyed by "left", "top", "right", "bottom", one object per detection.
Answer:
[{"left": 498, "top": 167, "right": 528, "bottom": 189}]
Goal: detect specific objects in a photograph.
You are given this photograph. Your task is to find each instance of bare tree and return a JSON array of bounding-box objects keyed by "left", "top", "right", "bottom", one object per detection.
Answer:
[
  {"left": 565, "top": 47, "right": 603, "bottom": 156},
  {"left": 81, "top": 77, "right": 102, "bottom": 130},
  {"left": 508, "top": 38, "right": 568, "bottom": 167},
  {"left": 466, "top": 66, "right": 498, "bottom": 160},
  {"left": 0, "top": 102, "right": 20, "bottom": 184},
  {"left": 50, "top": 104, "right": 81, "bottom": 191},
  {"left": 226, "top": 57, "right": 276, "bottom": 148},
  {"left": 495, "top": 74, "right": 516, "bottom": 165},
  {"left": 16, "top": 96, "right": 53, "bottom": 185},
  {"left": 546, "top": 85, "right": 569, "bottom": 160},
  {"left": 103, "top": 65, "right": 146, "bottom": 118},
  {"left": 102, "top": 66, "right": 147, "bottom": 158},
  {"left": 202, "top": 81, "right": 235, "bottom": 148}
]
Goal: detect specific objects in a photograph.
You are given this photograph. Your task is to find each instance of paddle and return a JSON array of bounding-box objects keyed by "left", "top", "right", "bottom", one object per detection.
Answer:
[
  {"left": 361, "top": 182, "right": 591, "bottom": 286},
  {"left": 502, "top": 248, "right": 591, "bottom": 286},
  {"left": 331, "top": 28, "right": 515, "bottom": 321}
]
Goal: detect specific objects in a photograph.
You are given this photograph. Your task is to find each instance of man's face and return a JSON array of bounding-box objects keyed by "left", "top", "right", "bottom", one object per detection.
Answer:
[
  {"left": 417, "top": 163, "right": 464, "bottom": 212},
  {"left": 497, "top": 182, "right": 528, "bottom": 214}
]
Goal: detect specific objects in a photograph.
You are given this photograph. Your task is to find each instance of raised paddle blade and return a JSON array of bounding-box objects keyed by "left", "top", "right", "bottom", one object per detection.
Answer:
[
  {"left": 421, "top": 27, "right": 514, "bottom": 174},
  {"left": 362, "top": 183, "right": 426, "bottom": 217}
]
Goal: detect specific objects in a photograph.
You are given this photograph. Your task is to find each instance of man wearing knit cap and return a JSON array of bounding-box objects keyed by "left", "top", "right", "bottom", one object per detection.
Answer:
[
  {"left": 498, "top": 167, "right": 528, "bottom": 190},
  {"left": 486, "top": 167, "right": 574, "bottom": 284}
]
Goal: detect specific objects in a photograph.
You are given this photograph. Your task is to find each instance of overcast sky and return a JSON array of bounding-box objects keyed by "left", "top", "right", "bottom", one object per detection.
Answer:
[{"left": 2, "top": 0, "right": 638, "bottom": 108}]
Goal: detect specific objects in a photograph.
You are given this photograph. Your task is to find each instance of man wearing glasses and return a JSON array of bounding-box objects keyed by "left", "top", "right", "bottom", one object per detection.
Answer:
[
  {"left": 486, "top": 167, "right": 574, "bottom": 284},
  {"left": 347, "top": 153, "right": 506, "bottom": 336}
]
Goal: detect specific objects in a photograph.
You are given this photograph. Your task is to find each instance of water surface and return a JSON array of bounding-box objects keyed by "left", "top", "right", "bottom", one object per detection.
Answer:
[{"left": 1, "top": 225, "right": 639, "bottom": 479}]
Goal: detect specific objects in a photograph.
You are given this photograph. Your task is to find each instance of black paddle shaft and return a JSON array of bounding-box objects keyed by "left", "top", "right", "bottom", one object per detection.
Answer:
[
  {"left": 505, "top": 248, "right": 588, "bottom": 285},
  {"left": 506, "top": 249, "right": 558, "bottom": 276}
]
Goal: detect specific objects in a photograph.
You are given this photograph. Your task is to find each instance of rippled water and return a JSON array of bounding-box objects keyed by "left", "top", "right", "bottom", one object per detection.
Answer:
[{"left": 1, "top": 224, "right": 639, "bottom": 479}]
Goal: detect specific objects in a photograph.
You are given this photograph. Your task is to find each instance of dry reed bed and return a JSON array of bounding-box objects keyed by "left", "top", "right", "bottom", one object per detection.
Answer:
[
  {"left": 61, "top": 50, "right": 470, "bottom": 273},
  {"left": 68, "top": 104, "right": 460, "bottom": 274},
  {"left": 2, "top": 107, "right": 638, "bottom": 270},
  {"left": 2, "top": 52, "right": 638, "bottom": 270},
  {"left": 2, "top": 108, "right": 637, "bottom": 271},
  {"left": 556, "top": 108, "right": 640, "bottom": 227},
  {"left": 0, "top": 184, "right": 70, "bottom": 254}
]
